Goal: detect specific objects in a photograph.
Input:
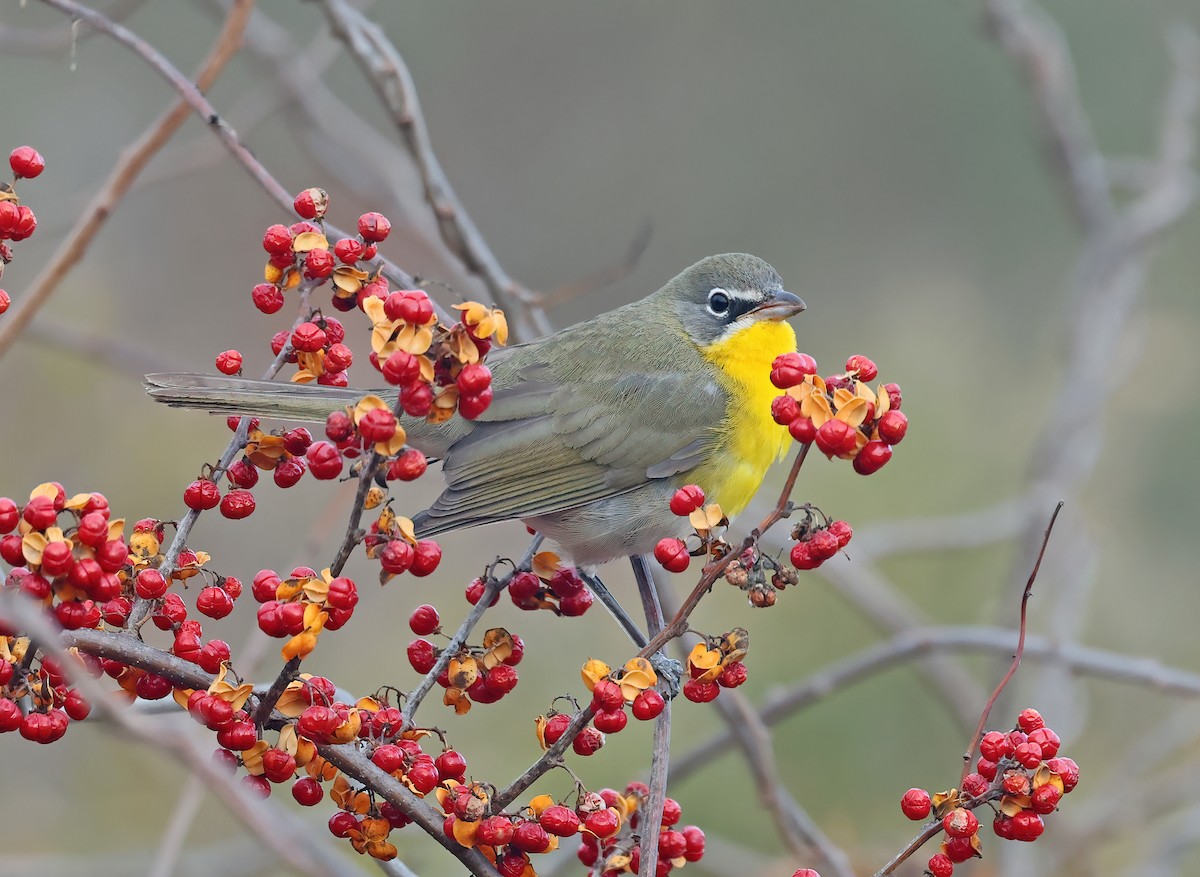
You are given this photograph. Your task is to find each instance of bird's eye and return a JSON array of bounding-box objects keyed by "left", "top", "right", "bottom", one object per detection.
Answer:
[{"left": 708, "top": 289, "right": 730, "bottom": 315}]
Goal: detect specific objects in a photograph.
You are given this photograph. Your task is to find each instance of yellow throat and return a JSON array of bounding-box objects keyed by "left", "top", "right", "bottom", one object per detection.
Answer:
[{"left": 695, "top": 320, "right": 797, "bottom": 516}]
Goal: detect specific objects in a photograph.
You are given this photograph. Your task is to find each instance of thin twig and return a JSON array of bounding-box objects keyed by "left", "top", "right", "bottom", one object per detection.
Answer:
[
  {"left": 0, "top": 0, "right": 255, "bottom": 360},
  {"left": 631, "top": 554, "right": 670, "bottom": 877},
  {"left": 0, "top": 593, "right": 332, "bottom": 877},
  {"left": 670, "top": 618, "right": 1200, "bottom": 784},
  {"left": 316, "top": 0, "right": 551, "bottom": 342},
  {"left": 640, "top": 443, "right": 811, "bottom": 657}
]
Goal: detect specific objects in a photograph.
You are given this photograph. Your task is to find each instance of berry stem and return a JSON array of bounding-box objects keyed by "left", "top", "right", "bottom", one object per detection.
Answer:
[{"left": 958, "top": 501, "right": 1064, "bottom": 789}]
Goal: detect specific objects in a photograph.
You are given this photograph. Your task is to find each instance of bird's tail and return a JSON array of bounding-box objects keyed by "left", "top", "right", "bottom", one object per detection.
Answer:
[{"left": 145, "top": 373, "right": 367, "bottom": 424}]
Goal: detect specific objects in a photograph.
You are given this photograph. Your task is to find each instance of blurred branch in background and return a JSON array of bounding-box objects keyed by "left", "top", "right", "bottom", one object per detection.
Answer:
[{"left": 0, "top": 0, "right": 255, "bottom": 360}]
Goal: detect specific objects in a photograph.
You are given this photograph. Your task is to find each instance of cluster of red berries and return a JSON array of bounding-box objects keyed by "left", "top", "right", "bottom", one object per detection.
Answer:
[
  {"left": 770, "top": 353, "right": 907, "bottom": 475},
  {"left": 0, "top": 646, "right": 93, "bottom": 743},
  {"left": 406, "top": 626, "right": 524, "bottom": 714},
  {"left": 900, "top": 708, "right": 1079, "bottom": 875},
  {"left": 181, "top": 420, "right": 322, "bottom": 523},
  {"left": 254, "top": 188, "right": 390, "bottom": 318},
  {"left": 576, "top": 783, "right": 706, "bottom": 877},
  {"left": 652, "top": 485, "right": 714, "bottom": 574},
  {"left": 500, "top": 565, "right": 594, "bottom": 617},
  {"left": 0, "top": 145, "right": 44, "bottom": 315},
  {"left": 364, "top": 508, "right": 443, "bottom": 583},
  {"left": 680, "top": 629, "right": 750, "bottom": 704},
  {"left": 789, "top": 513, "right": 853, "bottom": 572},
  {"left": 249, "top": 567, "right": 359, "bottom": 661}
]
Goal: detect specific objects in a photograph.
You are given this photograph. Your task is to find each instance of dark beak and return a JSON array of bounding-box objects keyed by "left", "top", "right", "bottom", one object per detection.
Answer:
[{"left": 751, "top": 289, "right": 806, "bottom": 321}]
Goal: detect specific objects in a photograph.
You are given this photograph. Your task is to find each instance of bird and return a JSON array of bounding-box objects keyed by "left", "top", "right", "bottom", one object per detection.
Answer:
[{"left": 147, "top": 253, "right": 805, "bottom": 568}]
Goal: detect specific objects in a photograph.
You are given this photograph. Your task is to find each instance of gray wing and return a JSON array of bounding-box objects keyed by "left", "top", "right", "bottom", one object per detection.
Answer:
[{"left": 412, "top": 366, "right": 725, "bottom": 536}]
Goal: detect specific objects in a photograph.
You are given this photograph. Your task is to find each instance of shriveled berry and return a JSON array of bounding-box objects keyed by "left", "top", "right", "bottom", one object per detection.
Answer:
[
  {"left": 771, "top": 395, "right": 801, "bottom": 425},
  {"left": 406, "top": 639, "right": 437, "bottom": 674},
  {"left": 927, "top": 853, "right": 954, "bottom": 877},
  {"left": 293, "top": 187, "right": 328, "bottom": 220},
  {"left": 1017, "top": 707, "right": 1045, "bottom": 732},
  {"left": 844, "top": 354, "right": 878, "bottom": 381},
  {"left": 1046, "top": 756, "right": 1079, "bottom": 792},
  {"left": 943, "top": 807, "right": 978, "bottom": 838},
  {"left": 980, "top": 730, "right": 1009, "bottom": 762},
  {"left": 184, "top": 479, "right": 221, "bottom": 511},
  {"left": 682, "top": 679, "right": 720, "bottom": 703},
  {"left": 540, "top": 804, "right": 580, "bottom": 837},
  {"left": 1014, "top": 740, "right": 1043, "bottom": 769},
  {"left": 214, "top": 350, "right": 242, "bottom": 375}
]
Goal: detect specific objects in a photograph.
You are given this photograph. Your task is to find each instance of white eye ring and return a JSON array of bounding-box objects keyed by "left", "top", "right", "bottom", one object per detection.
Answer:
[{"left": 707, "top": 288, "right": 731, "bottom": 315}]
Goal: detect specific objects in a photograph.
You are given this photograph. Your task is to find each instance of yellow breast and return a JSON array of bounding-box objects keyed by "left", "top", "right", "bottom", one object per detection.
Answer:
[{"left": 693, "top": 320, "right": 796, "bottom": 517}]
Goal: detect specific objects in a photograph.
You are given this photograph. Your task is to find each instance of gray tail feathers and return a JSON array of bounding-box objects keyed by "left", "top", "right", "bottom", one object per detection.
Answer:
[{"left": 145, "top": 373, "right": 367, "bottom": 423}]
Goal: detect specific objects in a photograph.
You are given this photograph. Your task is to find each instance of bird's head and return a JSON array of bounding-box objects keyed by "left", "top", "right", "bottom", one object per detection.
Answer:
[{"left": 665, "top": 253, "right": 806, "bottom": 348}]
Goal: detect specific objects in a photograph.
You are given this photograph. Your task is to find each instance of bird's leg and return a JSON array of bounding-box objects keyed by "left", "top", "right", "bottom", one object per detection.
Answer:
[
  {"left": 628, "top": 554, "right": 684, "bottom": 699},
  {"left": 578, "top": 569, "right": 649, "bottom": 649}
]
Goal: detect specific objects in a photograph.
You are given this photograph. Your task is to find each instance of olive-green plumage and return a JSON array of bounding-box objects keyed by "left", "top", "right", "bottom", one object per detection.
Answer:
[{"left": 147, "top": 254, "right": 805, "bottom": 565}]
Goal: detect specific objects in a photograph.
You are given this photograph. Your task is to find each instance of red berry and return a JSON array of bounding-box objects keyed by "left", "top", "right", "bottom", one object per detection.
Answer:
[
  {"left": 961, "top": 773, "right": 989, "bottom": 798},
  {"left": 183, "top": 479, "right": 221, "bottom": 511},
  {"left": 401, "top": 382, "right": 434, "bottom": 417},
  {"left": 134, "top": 568, "right": 169, "bottom": 600},
  {"left": 282, "top": 427, "right": 313, "bottom": 456},
  {"left": 540, "top": 804, "right": 580, "bottom": 837},
  {"left": 591, "top": 678, "right": 625, "bottom": 712},
  {"left": 435, "top": 749, "right": 467, "bottom": 781},
  {"left": 456, "top": 363, "right": 492, "bottom": 396},
  {"left": 196, "top": 586, "right": 234, "bottom": 619},
  {"left": 980, "top": 730, "right": 1008, "bottom": 762},
  {"left": 1017, "top": 707, "right": 1045, "bottom": 732},
  {"left": 942, "top": 836, "right": 978, "bottom": 863},
  {"left": 1028, "top": 726, "right": 1060, "bottom": 759},
  {"left": 291, "top": 321, "right": 327, "bottom": 353},
  {"left": 358, "top": 212, "right": 391, "bottom": 243},
  {"left": 658, "top": 829, "right": 687, "bottom": 860},
  {"left": 717, "top": 661, "right": 748, "bottom": 688},
  {"left": 943, "top": 807, "right": 978, "bottom": 838},
  {"left": 380, "top": 540, "right": 415, "bottom": 575},
  {"left": 293, "top": 187, "right": 328, "bottom": 220},
  {"left": 572, "top": 726, "right": 605, "bottom": 756},
  {"left": 220, "top": 489, "right": 256, "bottom": 520},
  {"left": 827, "top": 520, "right": 853, "bottom": 548},
  {"left": 1014, "top": 740, "right": 1043, "bottom": 769},
  {"left": 593, "top": 709, "right": 627, "bottom": 734},
  {"left": 790, "top": 541, "right": 821, "bottom": 570},
  {"left": 669, "top": 484, "right": 706, "bottom": 516},
  {"left": 1046, "top": 756, "right": 1079, "bottom": 792},
  {"left": 900, "top": 788, "right": 932, "bottom": 820},
  {"left": 358, "top": 407, "right": 397, "bottom": 443},
  {"left": 976, "top": 757, "right": 998, "bottom": 781},
  {"left": 328, "top": 811, "right": 359, "bottom": 838},
  {"left": 927, "top": 853, "right": 954, "bottom": 877},
  {"left": 272, "top": 456, "right": 306, "bottom": 489},
  {"left": 852, "top": 440, "right": 892, "bottom": 475},
  {"left": 292, "top": 776, "right": 324, "bottom": 806},
  {"left": 214, "top": 350, "right": 242, "bottom": 376},
  {"left": 555, "top": 587, "right": 591, "bottom": 617},
  {"left": 632, "top": 689, "right": 665, "bottom": 720},
  {"left": 407, "top": 639, "right": 437, "bottom": 674},
  {"left": 23, "top": 494, "right": 57, "bottom": 529},
  {"left": 654, "top": 537, "right": 690, "bottom": 573},
  {"left": 682, "top": 679, "right": 720, "bottom": 703},
  {"left": 324, "top": 343, "right": 353, "bottom": 373},
  {"left": 807, "top": 529, "right": 840, "bottom": 561},
  {"left": 815, "top": 418, "right": 858, "bottom": 457},
  {"left": 1008, "top": 811, "right": 1045, "bottom": 842},
  {"left": 262, "top": 224, "right": 293, "bottom": 255},
  {"left": 458, "top": 388, "right": 493, "bottom": 420},
  {"left": 877, "top": 409, "right": 908, "bottom": 444},
  {"left": 583, "top": 808, "right": 619, "bottom": 838},
  {"left": 409, "top": 604, "right": 440, "bottom": 636},
  {"left": 410, "top": 540, "right": 442, "bottom": 577},
  {"left": 381, "top": 351, "right": 420, "bottom": 386},
  {"left": 388, "top": 448, "right": 428, "bottom": 482},
  {"left": 786, "top": 415, "right": 817, "bottom": 444},
  {"left": 883, "top": 382, "right": 902, "bottom": 410},
  {"left": 771, "top": 394, "right": 801, "bottom": 425},
  {"left": 0, "top": 290, "right": 9, "bottom": 315},
  {"left": 306, "top": 441, "right": 343, "bottom": 479},
  {"left": 844, "top": 354, "right": 878, "bottom": 381},
  {"left": 542, "top": 713, "right": 571, "bottom": 746},
  {"left": 770, "top": 352, "right": 818, "bottom": 388},
  {"left": 10, "top": 146, "right": 45, "bottom": 179}
]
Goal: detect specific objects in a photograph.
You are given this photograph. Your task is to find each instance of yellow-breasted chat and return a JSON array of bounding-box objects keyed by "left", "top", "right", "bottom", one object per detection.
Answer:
[{"left": 146, "top": 253, "right": 805, "bottom": 566}]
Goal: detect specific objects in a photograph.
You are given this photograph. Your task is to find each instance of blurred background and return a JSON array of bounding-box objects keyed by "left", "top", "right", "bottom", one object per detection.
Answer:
[{"left": 1, "top": 1, "right": 1198, "bottom": 875}]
